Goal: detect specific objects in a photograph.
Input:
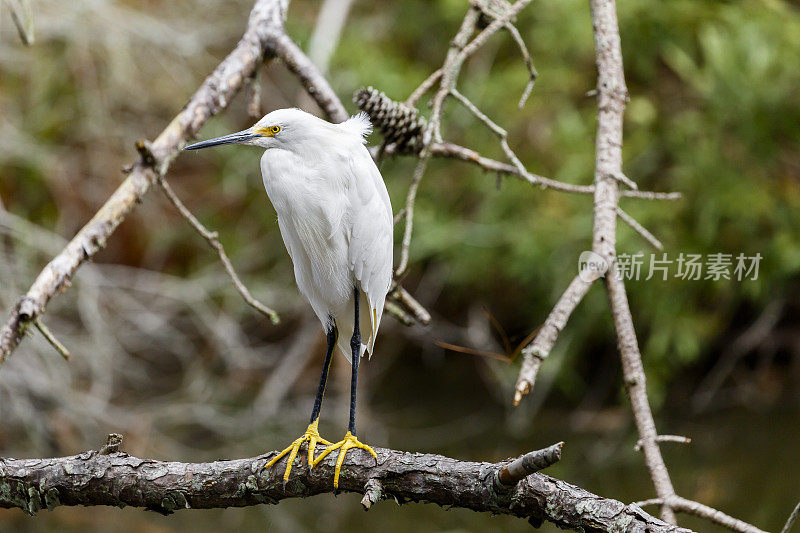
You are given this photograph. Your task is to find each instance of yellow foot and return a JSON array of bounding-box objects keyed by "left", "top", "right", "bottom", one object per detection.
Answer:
[
  {"left": 312, "top": 431, "right": 377, "bottom": 489},
  {"left": 264, "top": 419, "right": 332, "bottom": 482}
]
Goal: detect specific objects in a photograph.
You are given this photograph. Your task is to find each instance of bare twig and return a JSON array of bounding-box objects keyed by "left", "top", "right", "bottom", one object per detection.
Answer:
[
  {"left": 425, "top": 6, "right": 482, "bottom": 145},
  {"left": 608, "top": 268, "right": 678, "bottom": 523},
  {"left": 623, "top": 190, "right": 682, "bottom": 201},
  {"left": 389, "top": 284, "right": 432, "bottom": 325},
  {"left": 32, "top": 318, "right": 70, "bottom": 361},
  {"left": 617, "top": 206, "right": 663, "bottom": 250},
  {"left": 504, "top": 23, "right": 537, "bottom": 107},
  {"left": 635, "top": 498, "right": 767, "bottom": 533},
  {"left": 587, "top": 0, "right": 677, "bottom": 518},
  {"left": 449, "top": 87, "right": 615, "bottom": 205},
  {"left": 392, "top": 208, "right": 407, "bottom": 226},
  {"left": 273, "top": 31, "right": 349, "bottom": 123},
  {"left": 669, "top": 496, "right": 767, "bottom": 533},
  {"left": 97, "top": 433, "right": 123, "bottom": 455},
  {"left": 612, "top": 171, "right": 638, "bottom": 190},
  {"left": 450, "top": 87, "right": 528, "bottom": 174},
  {"left": 473, "top": 0, "right": 538, "bottom": 106},
  {"left": 0, "top": 0, "right": 351, "bottom": 365},
  {"left": 157, "top": 177, "right": 280, "bottom": 324},
  {"left": 428, "top": 141, "right": 681, "bottom": 198},
  {"left": 360, "top": 478, "right": 385, "bottom": 509},
  {"left": 633, "top": 435, "right": 691, "bottom": 452},
  {"left": 405, "top": 68, "right": 443, "bottom": 107},
  {"left": 383, "top": 301, "right": 415, "bottom": 327},
  {"left": 514, "top": 275, "right": 594, "bottom": 405},
  {"left": 454, "top": 0, "right": 533, "bottom": 70},
  {"left": 433, "top": 141, "right": 589, "bottom": 190},
  {"left": 395, "top": 156, "right": 430, "bottom": 277},
  {"left": 782, "top": 501, "right": 800, "bottom": 533},
  {"left": 635, "top": 498, "right": 666, "bottom": 508}
]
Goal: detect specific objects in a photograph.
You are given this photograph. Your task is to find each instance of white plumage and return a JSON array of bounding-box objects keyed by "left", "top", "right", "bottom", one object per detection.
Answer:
[
  {"left": 185, "top": 108, "right": 392, "bottom": 361},
  {"left": 184, "top": 108, "right": 391, "bottom": 487},
  {"left": 258, "top": 109, "right": 393, "bottom": 361}
]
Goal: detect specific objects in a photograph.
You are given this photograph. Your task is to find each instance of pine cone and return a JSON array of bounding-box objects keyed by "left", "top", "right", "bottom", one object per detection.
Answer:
[{"left": 354, "top": 87, "right": 427, "bottom": 154}]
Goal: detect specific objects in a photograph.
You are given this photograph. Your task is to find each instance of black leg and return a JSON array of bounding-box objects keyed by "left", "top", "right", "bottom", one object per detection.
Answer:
[
  {"left": 309, "top": 323, "right": 337, "bottom": 423},
  {"left": 348, "top": 287, "right": 360, "bottom": 435}
]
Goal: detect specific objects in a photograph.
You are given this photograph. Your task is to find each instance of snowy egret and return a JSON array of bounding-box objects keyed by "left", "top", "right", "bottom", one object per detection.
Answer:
[{"left": 184, "top": 108, "right": 393, "bottom": 487}]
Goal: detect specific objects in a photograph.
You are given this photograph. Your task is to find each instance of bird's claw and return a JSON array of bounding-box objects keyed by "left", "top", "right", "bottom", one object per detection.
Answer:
[
  {"left": 312, "top": 431, "right": 377, "bottom": 489},
  {"left": 264, "top": 418, "right": 332, "bottom": 482}
]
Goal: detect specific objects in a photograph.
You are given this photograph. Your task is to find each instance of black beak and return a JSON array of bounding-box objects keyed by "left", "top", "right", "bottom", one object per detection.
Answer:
[{"left": 183, "top": 129, "right": 260, "bottom": 150}]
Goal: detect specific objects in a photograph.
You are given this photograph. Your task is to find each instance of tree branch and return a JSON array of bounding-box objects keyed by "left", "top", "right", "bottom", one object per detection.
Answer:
[
  {"left": 511, "top": 0, "right": 766, "bottom": 531},
  {"left": 32, "top": 318, "right": 70, "bottom": 361},
  {"left": 0, "top": 0, "right": 293, "bottom": 366},
  {"left": 426, "top": 141, "right": 681, "bottom": 200},
  {"left": 668, "top": 497, "right": 767, "bottom": 533},
  {"left": 0, "top": 441, "right": 690, "bottom": 532},
  {"left": 156, "top": 176, "right": 280, "bottom": 324},
  {"left": 617, "top": 206, "right": 663, "bottom": 250},
  {"left": 0, "top": 2, "right": 769, "bottom": 532},
  {"left": 0, "top": 0, "right": 384, "bottom": 364},
  {"left": 272, "top": 31, "right": 349, "bottom": 122},
  {"left": 395, "top": 5, "right": 482, "bottom": 277},
  {"left": 514, "top": 274, "right": 595, "bottom": 404},
  {"left": 587, "top": 0, "right": 681, "bottom": 522},
  {"left": 781, "top": 501, "right": 800, "bottom": 533}
]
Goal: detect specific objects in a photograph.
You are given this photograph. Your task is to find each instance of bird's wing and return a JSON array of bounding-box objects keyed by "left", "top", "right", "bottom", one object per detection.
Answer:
[{"left": 346, "top": 147, "right": 393, "bottom": 357}]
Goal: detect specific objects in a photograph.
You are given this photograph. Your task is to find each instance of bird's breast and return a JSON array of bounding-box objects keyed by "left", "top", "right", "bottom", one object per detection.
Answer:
[{"left": 260, "top": 150, "right": 354, "bottom": 309}]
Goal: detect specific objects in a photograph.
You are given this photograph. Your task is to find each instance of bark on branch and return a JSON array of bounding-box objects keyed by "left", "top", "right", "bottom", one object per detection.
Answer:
[
  {"left": 0, "top": 442, "right": 689, "bottom": 532},
  {"left": 0, "top": 0, "right": 429, "bottom": 363},
  {"left": 0, "top": 0, "right": 292, "bottom": 365},
  {"left": 512, "top": 1, "right": 767, "bottom": 531}
]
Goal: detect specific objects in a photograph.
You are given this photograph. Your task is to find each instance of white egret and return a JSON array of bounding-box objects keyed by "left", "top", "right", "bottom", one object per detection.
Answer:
[{"left": 184, "top": 108, "right": 393, "bottom": 488}]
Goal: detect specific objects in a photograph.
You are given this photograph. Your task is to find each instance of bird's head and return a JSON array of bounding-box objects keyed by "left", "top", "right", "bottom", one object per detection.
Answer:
[{"left": 183, "top": 108, "right": 336, "bottom": 152}]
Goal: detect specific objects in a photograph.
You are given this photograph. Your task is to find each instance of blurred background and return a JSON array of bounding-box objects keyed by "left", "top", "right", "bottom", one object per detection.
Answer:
[{"left": 1, "top": 0, "right": 799, "bottom": 531}]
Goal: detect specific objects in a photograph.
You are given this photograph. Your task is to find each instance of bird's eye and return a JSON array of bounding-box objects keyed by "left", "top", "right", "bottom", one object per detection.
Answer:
[{"left": 270, "top": 125, "right": 281, "bottom": 134}]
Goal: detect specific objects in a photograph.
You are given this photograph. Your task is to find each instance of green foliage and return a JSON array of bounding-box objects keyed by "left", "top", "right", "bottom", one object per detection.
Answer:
[
  {"left": 1, "top": 0, "right": 798, "bottom": 404},
  {"left": 327, "top": 0, "right": 800, "bottom": 400}
]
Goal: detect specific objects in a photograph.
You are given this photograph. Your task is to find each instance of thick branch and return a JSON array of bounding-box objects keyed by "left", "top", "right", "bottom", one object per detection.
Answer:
[
  {"left": 0, "top": 444, "right": 689, "bottom": 532},
  {"left": 0, "top": 0, "right": 348, "bottom": 365},
  {"left": 272, "top": 32, "right": 348, "bottom": 122}
]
